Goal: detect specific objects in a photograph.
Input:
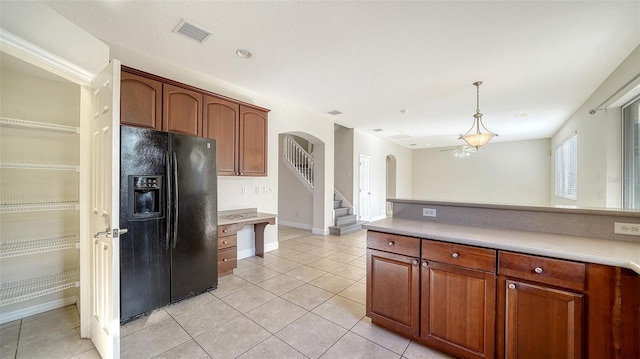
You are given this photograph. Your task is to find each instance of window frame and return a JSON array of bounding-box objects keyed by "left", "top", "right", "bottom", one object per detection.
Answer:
[{"left": 555, "top": 132, "right": 578, "bottom": 201}]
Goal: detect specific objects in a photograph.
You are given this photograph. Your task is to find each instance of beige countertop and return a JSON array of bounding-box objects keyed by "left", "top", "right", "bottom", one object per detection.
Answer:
[
  {"left": 363, "top": 217, "right": 640, "bottom": 274},
  {"left": 218, "top": 208, "right": 277, "bottom": 226}
]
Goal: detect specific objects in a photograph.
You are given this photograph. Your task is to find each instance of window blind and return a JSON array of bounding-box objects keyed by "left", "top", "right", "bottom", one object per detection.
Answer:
[{"left": 555, "top": 133, "right": 577, "bottom": 200}]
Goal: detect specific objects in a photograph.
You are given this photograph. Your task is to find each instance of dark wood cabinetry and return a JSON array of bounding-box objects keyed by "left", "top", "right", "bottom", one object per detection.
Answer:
[
  {"left": 366, "top": 232, "right": 420, "bottom": 337},
  {"left": 163, "top": 83, "right": 202, "bottom": 136},
  {"left": 217, "top": 224, "right": 238, "bottom": 276},
  {"left": 239, "top": 106, "right": 268, "bottom": 176},
  {"left": 497, "top": 251, "right": 585, "bottom": 359},
  {"left": 203, "top": 95, "right": 239, "bottom": 176},
  {"left": 366, "top": 231, "right": 640, "bottom": 359},
  {"left": 421, "top": 240, "right": 496, "bottom": 359},
  {"left": 120, "top": 67, "right": 269, "bottom": 176},
  {"left": 120, "top": 71, "right": 162, "bottom": 130}
]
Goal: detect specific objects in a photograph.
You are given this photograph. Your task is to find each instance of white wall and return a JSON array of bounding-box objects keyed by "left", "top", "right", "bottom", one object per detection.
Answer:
[
  {"left": 334, "top": 125, "right": 354, "bottom": 206},
  {"left": 109, "top": 43, "right": 336, "bottom": 252},
  {"left": 277, "top": 135, "right": 314, "bottom": 229},
  {"left": 551, "top": 45, "right": 640, "bottom": 209},
  {"left": 412, "top": 139, "right": 551, "bottom": 206},
  {"left": 353, "top": 130, "right": 413, "bottom": 221}
]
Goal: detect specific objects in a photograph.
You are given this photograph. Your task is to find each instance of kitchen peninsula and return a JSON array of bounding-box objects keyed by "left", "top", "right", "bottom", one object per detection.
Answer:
[
  {"left": 363, "top": 199, "right": 640, "bottom": 359},
  {"left": 217, "top": 208, "right": 276, "bottom": 276}
]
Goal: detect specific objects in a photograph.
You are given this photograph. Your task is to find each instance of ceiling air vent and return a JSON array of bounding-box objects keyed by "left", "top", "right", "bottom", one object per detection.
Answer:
[
  {"left": 389, "top": 134, "right": 411, "bottom": 140},
  {"left": 372, "top": 128, "right": 384, "bottom": 132},
  {"left": 327, "top": 110, "right": 343, "bottom": 116},
  {"left": 173, "top": 19, "right": 212, "bottom": 44}
]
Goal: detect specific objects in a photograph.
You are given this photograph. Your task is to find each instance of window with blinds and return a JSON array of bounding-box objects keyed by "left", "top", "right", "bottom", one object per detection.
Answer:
[
  {"left": 555, "top": 133, "right": 577, "bottom": 200},
  {"left": 623, "top": 96, "right": 640, "bottom": 210}
]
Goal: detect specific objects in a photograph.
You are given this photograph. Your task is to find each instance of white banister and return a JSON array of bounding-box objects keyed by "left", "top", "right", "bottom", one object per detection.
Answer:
[{"left": 283, "top": 135, "right": 314, "bottom": 189}]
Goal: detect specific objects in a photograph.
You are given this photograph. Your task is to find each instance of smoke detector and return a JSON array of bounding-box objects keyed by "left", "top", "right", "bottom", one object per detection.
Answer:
[{"left": 173, "top": 19, "right": 212, "bottom": 44}]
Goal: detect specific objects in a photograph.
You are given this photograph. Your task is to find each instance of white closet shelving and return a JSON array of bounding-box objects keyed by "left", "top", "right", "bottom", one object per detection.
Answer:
[{"left": 0, "top": 62, "right": 82, "bottom": 321}]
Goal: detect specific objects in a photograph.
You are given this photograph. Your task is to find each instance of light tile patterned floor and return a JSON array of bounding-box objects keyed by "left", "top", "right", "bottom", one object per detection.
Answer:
[{"left": 3, "top": 226, "right": 453, "bottom": 359}]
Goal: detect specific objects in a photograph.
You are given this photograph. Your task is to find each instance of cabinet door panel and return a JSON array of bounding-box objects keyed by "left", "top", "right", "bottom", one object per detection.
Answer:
[
  {"left": 239, "top": 106, "right": 267, "bottom": 176},
  {"left": 203, "top": 95, "right": 239, "bottom": 175},
  {"left": 163, "top": 83, "right": 202, "bottom": 136},
  {"left": 504, "top": 279, "right": 583, "bottom": 359},
  {"left": 121, "top": 71, "right": 162, "bottom": 130},
  {"left": 367, "top": 248, "right": 420, "bottom": 337},
  {"left": 421, "top": 261, "right": 495, "bottom": 359}
]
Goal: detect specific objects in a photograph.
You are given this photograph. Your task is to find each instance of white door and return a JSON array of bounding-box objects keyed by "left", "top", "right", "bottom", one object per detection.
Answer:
[
  {"left": 359, "top": 154, "right": 371, "bottom": 221},
  {"left": 89, "top": 60, "right": 122, "bottom": 359}
]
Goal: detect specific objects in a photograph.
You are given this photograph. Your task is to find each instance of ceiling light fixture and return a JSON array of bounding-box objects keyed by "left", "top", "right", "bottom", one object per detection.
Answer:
[
  {"left": 459, "top": 81, "right": 498, "bottom": 149},
  {"left": 236, "top": 49, "right": 252, "bottom": 59}
]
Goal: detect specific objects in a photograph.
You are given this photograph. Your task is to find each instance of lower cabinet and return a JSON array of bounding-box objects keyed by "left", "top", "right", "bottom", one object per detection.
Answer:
[
  {"left": 366, "top": 230, "right": 640, "bottom": 359},
  {"left": 420, "top": 239, "right": 496, "bottom": 359},
  {"left": 217, "top": 224, "right": 238, "bottom": 276},
  {"left": 366, "top": 231, "right": 421, "bottom": 337}
]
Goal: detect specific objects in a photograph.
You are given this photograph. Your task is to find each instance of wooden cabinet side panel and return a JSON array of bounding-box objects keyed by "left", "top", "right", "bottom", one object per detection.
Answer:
[
  {"left": 238, "top": 106, "right": 267, "bottom": 176},
  {"left": 421, "top": 261, "right": 495, "bottom": 359},
  {"left": 366, "top": 249, "right": 420, "bottom": 337},
  {"left": 163, "top": 83, "right": 202, "bottom": 136},
  {"left": 120, "top": 71, "right": 162, "bottom": 130},
  {"left": 502, "top": 279, "right": 583, "bottom": 359},
  {"left": 203, "top": 95, "right": 239, "bottom": 175}
]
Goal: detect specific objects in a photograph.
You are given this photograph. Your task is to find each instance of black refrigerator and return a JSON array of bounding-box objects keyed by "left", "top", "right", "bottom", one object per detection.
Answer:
[{"left": 119, "top": 125, "right": 218, "bottom": 322}]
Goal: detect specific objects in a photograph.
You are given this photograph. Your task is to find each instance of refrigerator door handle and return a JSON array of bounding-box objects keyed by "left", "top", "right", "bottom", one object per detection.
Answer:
[
  {"left": 172, "top": 150, "right": 179, "bottom": 249},
  {"left": 165, "top": 150, "right": 172, "bottom": 251}
]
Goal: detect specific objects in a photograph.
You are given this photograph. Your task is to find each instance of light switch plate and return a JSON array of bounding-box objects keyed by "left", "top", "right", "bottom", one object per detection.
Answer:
[{"left": 423, "top": 208, "right": 437, "bottom": 217}]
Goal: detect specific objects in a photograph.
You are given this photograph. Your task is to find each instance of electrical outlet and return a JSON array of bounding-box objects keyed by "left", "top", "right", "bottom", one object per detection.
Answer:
[
  {"left": 614, "top": 222, "right": 640, "bottom": 236},
  {"left": 241, "top": 187, "right": 247, "bottom": 195},
  {"left": 423, "top": 208, "right": 437, "bottom": 217},
  {"left": 255, "top": 187, "right": 261, "bottom": 195}
]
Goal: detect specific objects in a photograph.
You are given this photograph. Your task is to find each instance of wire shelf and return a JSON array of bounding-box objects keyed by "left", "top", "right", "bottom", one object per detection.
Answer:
[
  {"left": 0, "top": 117, "right": 79, "bottom": 134},
  {"left": 0, "top": 162, "right": 79, "bottom": 171},
  {"left": 0, "top": 268, "right": 80, "bottom": 306},
  {"left": 0, "top": 234, "right": 80, "bottom": 258},
  {"left": 0, "top": 202, "right": 79, "bottom": 213}
]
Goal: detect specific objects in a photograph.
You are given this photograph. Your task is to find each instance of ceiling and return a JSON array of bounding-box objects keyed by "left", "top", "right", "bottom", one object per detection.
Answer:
[{"left": 41, "top": 1, "right": 640, "bottom": 149}]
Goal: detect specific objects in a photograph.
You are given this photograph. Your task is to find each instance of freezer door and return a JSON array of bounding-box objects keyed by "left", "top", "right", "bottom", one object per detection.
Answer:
[
  {"left": 119, "top": 125, "right": 171, "bottom": 321},
  {"left": 169, "top": 133, "right": 218, "bottom": 302}
]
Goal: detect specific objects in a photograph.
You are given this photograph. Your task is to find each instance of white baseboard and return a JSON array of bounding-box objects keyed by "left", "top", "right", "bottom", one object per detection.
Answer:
[
  {"left": 278, "top": 220, "right": 312, "bottom": 230},
  {"left": 237, "top": 241, "right": 279, "bottom": 260},
  {"left": 312, "top": 227, "right": 329, "bottom": 235},
  {"left": 0, "top": 296, "right": 77, "bottom": 324}
]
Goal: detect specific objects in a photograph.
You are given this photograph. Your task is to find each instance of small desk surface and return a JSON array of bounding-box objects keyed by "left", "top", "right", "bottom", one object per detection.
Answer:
[{"left": 218, "top": 208, "right": 277, "bottom": 226}]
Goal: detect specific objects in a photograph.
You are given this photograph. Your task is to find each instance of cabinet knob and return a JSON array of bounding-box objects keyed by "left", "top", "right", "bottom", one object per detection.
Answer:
[
  {"left": 388, "top": 241, "right": 395, "bottom": 246},
  {"left": 534, "top": 267, "right": 543, "bottom": 274},
  {"left": 422, "top": 261, "right": 428, "bottom": 267},
  {"left": 452, "top": 252, "right": 459, "bottom": 258},
  {"left": 222, "top": 240, "right": 228, "bottom": 244},
  {"left": 412, "top": 260, "right": 418, "bottom": 265},
  {"left": 223, "top": 258, "right": 228, "bottom": 262},
  {"left": 223, "top": 229, "right": 228, "bottom": 233},
  {"left": 508, "top": 284, "right": 516, "bottom": 289}
]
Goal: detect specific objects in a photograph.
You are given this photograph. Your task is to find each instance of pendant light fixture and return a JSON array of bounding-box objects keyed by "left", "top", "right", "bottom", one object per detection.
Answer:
[{"left": 459, "top": 81, "right": 498, "bottom": 148}]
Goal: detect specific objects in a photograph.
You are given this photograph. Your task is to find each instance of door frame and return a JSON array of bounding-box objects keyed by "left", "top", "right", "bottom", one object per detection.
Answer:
[{"left": 359, "top": 154, "right": 371, "bottom": 222}]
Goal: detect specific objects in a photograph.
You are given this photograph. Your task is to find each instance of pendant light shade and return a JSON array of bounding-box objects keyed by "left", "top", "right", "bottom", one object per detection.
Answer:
[{"left": 459, "top": 81, "right": 497, "bottom": 148}]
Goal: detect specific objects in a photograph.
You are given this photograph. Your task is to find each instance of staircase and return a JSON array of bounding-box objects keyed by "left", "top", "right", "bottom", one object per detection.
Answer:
[{"left": 329, "top": 195, "right": 365, "bottom": 235}]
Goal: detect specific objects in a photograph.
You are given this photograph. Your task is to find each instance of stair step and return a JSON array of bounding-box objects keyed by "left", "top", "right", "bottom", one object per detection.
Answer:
[
  {"left": 329, "top": 221, "right": 366, "bottom": 236},
  {"left": 335, "top": 214, "right": 357, "bottom": 226},
  {"left": 333, "top": 200, "right": 342, "bottom": 209},
  {"left": 334, "top": 207, "right": 350, "bottom": 217}
]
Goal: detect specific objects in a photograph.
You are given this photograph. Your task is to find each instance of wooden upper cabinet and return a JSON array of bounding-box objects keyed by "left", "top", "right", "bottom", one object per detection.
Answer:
[
  {"left": 203, "top": 95, "right": 240, "bottom": 176},
  {"left": 239, "top": 106, "right": 268, "bottom": 176},
  {"left": 120, "top": 71, "right": 162, "bottom": 130},
  {"left": 163, "top": 83, "right": 202, "bottom": 136}
]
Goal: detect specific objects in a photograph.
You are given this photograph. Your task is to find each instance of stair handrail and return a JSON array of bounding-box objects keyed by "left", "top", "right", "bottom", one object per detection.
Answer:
[{"left": 283, "top": 135, "right": 314, "bottom": 188}]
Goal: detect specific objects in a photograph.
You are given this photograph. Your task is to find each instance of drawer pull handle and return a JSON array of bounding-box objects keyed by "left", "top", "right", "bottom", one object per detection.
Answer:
[
  {"left": 534, "top": 267, "right": 543, "bottom": 274},
  {"left": 422, "top": 261, "right": 428, "bottom": 267},
  {"left": 412, "top": 260, "right": 418, "bottom": 265},
  {"left": 388, "top": 241, "right": 395, "bottom": 246},
  {"left": 223, "top": 258, "right": 228, "bottom": 262},
  {"left": 223, "top": 229, "right": 228, "bottom": 233},
  {"left": 223, "top": 240, "right": 228, "bottom": 244},
  {"left": 452, "top": 252, "right": 459, "bottom": 258},
  {"left": 508, "top": 284, "right": 516, "bottom": 289}
]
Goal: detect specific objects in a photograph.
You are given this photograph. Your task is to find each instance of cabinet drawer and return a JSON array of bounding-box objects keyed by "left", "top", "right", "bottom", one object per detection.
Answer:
[
  {"left": 499, "top": 251, "right": 586, "bottom": 291},
  {"left": 218, "top": 235, "right": 237, "bottom": 249},
  {"left": 422, "top": 239, "right": 496, "bottom": 272},
  {"left": 218, "top": 224, "right": 239, "bottom": 237},
  {"left": 367, "top": 231, "right": 420, "bottom": 257},
  {"left": 218, "top": 246, "right": 237, "bottom": 272}
]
